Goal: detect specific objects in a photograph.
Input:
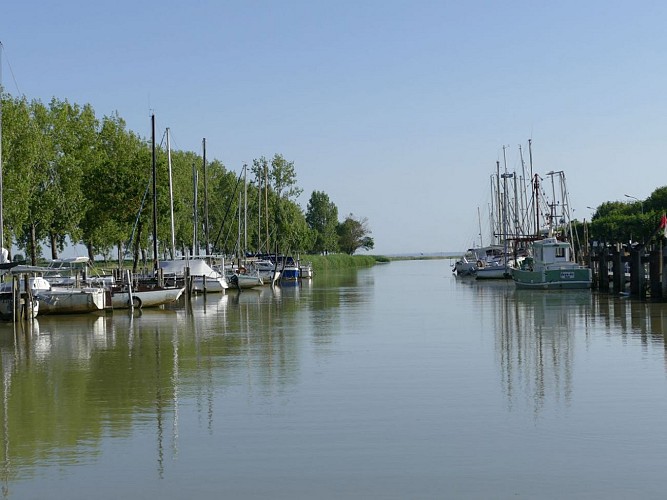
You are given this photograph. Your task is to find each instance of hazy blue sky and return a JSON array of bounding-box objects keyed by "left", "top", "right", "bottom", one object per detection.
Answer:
[{"left": 2, "top": 1, "right": 665, "bottom": 255}]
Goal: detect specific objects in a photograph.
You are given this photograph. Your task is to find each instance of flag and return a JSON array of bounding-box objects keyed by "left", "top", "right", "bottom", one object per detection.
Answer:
[{"left": 661, "top": 214, "right": 667, "bottom": 238}]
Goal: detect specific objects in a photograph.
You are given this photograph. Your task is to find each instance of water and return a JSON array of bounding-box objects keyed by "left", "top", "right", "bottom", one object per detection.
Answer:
[{"left": 2, "top": 259, "right": 667, "bottom": 499}]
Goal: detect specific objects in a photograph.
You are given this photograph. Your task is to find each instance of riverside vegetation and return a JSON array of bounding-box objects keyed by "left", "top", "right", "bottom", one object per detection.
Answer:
[{"left": 0, "top": 95, "right": 373, "bottom": 268}]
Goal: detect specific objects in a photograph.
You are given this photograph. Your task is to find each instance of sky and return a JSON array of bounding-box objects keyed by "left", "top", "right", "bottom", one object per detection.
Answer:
[{"left": 1, "top": 1, "right": 666, "bottom": 255}]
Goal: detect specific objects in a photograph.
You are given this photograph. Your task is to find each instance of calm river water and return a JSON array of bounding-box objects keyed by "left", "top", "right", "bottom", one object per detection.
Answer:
[{"left": 1, "top": 259, "right": 667, "bottom": 499}]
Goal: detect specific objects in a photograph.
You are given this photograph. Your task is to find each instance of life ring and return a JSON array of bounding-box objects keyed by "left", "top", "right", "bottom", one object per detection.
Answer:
[{"left": 477, "top": 260, "right": 484, "bottom": 268}]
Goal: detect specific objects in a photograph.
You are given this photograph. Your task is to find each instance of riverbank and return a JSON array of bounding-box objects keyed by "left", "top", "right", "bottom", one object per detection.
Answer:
[{"left": 302, "top": 254, "right": 389, "bottom": 272}]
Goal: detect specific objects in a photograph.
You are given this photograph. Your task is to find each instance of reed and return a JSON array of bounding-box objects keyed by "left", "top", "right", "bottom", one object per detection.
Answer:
[{"left": 303, "top": 254, "right": 386, "bottom": 272}]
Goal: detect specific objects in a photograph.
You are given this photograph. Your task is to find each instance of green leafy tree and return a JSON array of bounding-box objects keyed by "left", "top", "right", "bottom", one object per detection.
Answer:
[
  {"left": 44, "top": 98, "right": 98, "bottom": 259},
  {"left": 80, "top": 113, "right": 150, "bottom": 265},
  {"left": 249, "top": 154, "right": 306, "bottom": 254},
  {"left": 15, "top": 99, "right": 54, "bottom": 264},
  {"left": 305, "top": 190, "right": 339, "bottom": 254},
  {"left": 337, "top": 213, "right": 374, "bottom": 255},
  {"left": 0, "top": 95, "right": 36, "bottom": 255}
]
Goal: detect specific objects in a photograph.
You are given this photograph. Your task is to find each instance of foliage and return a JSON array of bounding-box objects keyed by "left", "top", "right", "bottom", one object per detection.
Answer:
[
  {"left": 337, "top": 213, "right": 375, "bottom": 255},
  {"left": 588, "top": 188, "right": 667, "bottom": 245},
  {"left": 0, "top": 93, "right": 372, "bottom": 263},
  {"left": 305, "top": 190, "right": 339, "bottom": 254}
]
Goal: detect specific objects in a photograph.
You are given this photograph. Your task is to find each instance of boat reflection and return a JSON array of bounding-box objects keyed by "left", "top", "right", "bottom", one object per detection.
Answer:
[{"left": 496, "top": 290, "right": 593, "bottom": 414}]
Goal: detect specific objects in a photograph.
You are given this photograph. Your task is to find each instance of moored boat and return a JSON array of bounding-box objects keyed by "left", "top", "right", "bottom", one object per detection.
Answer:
[
  {"left": 35, "top": 287, "right": 107, "bottom": 315},
  {"left": 159, "top": 258, "right": 228, "bottom": 293},
  {"left": 512, "top": 237, "right": 592, "bottom": 290},
  {"left": 454, "top": 246, "right": 504, "bottom": 276},
  {"left": 109, "top": 283, "right": 186, "bottom": 309}
]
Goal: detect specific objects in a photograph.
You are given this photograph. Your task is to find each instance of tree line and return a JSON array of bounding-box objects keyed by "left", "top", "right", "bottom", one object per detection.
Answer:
[
  {"left": 576, "top": 186, "right": 667, "bottom": 248},
  {"left": 0, "top": 94, "right": 374, "bottom": 267}
]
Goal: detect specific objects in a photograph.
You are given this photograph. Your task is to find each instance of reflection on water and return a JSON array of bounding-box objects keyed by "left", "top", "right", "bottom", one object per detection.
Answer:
[
  {"left": 3, "top": 264, "right": 667, "bottom": 498},
  {"left": 0, "top": 274, "right": 368, "bottom": 492},
  {"left": 497, "top": 290, "right": 592, "bottom": 414}
]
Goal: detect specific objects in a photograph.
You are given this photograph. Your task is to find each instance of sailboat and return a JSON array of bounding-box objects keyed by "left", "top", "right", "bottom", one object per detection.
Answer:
[
  {"left": 158, "top": 133, "right": 228, "bottom": 293},
  {"left": 109, "top": 115, "right": 186, "bottom": 309},
  {"left": 476, "top": 155, "right": 515, "bottom": 279}
]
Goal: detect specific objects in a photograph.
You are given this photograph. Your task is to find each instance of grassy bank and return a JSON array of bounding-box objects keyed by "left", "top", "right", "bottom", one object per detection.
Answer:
[{"left": 302, "top": 254, "right": 389, "bottom": 272}]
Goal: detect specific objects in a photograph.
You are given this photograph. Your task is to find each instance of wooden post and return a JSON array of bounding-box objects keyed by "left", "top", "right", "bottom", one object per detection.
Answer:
[
  {"left": 612, "top": 245, "right": 623, "bottom": 292},
  {"left": 630, "top": 249, "right": 642, "bottom": 297},
  {"left": 649, "top": 248, "right": 662, "bottom": 299},
  {"left": 598, "top": 246, "right": 609, "bottom": 292},
  {"left": 184, "top": 266, "right": 191, "bottom": 300}
]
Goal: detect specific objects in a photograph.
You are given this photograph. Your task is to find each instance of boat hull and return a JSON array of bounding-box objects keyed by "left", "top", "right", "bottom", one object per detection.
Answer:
[
  {"left": 281, "top": 266, "right": 300, "bottom": 280},
  {"left": 475, "top": 266, "right": 512, "bottom": 280},
  {"left": 36, "top": 288, "right": 106, "bottom": 314},
  {"left": 512, "top": 268, "right": 592, "bottom": 290},
  {"left": 191, "top": 276, "right": 228, "bottom": 293},
  {"left": 110, "top": 286, "right": 185, "bottom": 309}
]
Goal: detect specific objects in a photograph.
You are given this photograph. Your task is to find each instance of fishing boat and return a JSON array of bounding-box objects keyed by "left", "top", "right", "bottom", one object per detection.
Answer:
[{"left": 512, "top": 237, "right": 592, "bottom": 290}]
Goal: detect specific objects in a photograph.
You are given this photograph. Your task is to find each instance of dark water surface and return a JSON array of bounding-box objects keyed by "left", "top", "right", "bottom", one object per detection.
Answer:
[{"left": 1, "top": 259, "right": 667, "bottom": 499}]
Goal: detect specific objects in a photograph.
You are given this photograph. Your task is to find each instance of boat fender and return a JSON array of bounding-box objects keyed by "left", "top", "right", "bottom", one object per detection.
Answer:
[
  {"left": 128, "top": 296, "right": 142, "bottom": 309},
  {"left": 477, "top": 260, "right": 484, "bottom": 268}
]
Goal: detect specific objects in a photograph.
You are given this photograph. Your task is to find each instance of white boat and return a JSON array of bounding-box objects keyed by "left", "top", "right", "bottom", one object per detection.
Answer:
[
  {"left": 159, "top": 258, "right": 228, "bottom": 293},
  {"left": 0, "top": 272, "right": 105, "bottom": 316},
  {"left": 299, "top": 261, "right": 313, "bottom": 279},
  {"left": 475, "top": 259, "right": 513, "bottom": 280},
  {"left": 35, "top": 286, "right": 107, "bottom": 315},
  {"left": 110, "top": 284, "right": 186, "bottom": 309},
  {"left": 512, "top": 237, "right": 592, "bottom": 290},
  {"left": 247, "top": 259, "right": 281, "bottom": 285},
  {"left": 226, "top": 269, "right": 264, "bottom": 290},
  {"left": 454, "top": 246, "right": 504, "bottom": 276},
  {"left": 43, "top": 256, "right": 114, "bottom": 288}
]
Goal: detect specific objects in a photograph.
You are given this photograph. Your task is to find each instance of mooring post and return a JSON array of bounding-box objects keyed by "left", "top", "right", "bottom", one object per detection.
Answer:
[
  {"left": 649, "top": 248, "right": 662, "bottom": 299},
  {"left": 630, "top": 249, "right": 642, "bottom": 297},
  {"left": 598, "top": 245, "right": 609, "bottom": 292},
  {"left": 612, "top": 244, "right": 623, "bottom": 293}
]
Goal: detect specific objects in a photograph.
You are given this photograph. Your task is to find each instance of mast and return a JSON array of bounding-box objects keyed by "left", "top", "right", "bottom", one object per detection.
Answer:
[
  {"left": 202, "top": 138, "right": 210, "bottom": 256},
  {"left": 528, "top": 139, "right": 535, "bottom": 235},
  {"left": 257, "top": 168, "right": 261, "bottom": 253},
  {"left": 151, "top": 114, "right": 158, "bottom": 271},
  {"left": 495, "top": 160, "right": 501, "bottom": 244},
  {"left": 243, "top": 164, "right": 247, "bottom": 257},
  {"left": 501, "top": 147, "right": 510, "bottom": 269},
  {"left": 166, "top": 128, "right": 176, "bottom": 258},
  {"left": 264, "top": 163, "right": 269, "bottom": 252},
  {"left": 192, "top": 163, "right": 198, "bottom": 256},
  {"left": 477, "top": 206, "right": 483, "bottom": 248}
]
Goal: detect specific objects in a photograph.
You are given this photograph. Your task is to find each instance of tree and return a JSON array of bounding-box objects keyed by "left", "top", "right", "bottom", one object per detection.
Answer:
[
  {"left": 337, "top": 214, "right": 374, "bottom": 255},
  {"left": 80, "top": 113, "right": 150, "bottom": 264},
  {"left": 306, "top": 191, "right": 339, "bottom": 254},
  {"left": 44, "top": 99, "right": 98, "bottom": 259}
]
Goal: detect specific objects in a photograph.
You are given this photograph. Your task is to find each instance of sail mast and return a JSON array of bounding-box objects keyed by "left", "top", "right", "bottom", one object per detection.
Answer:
[
  {"left": 151, "top": 114, "right": 158, "bottom": 271},
  {"left": 166, "top": 128, "right": 176, "bottom": 258},
  {"left": 202, "top": 138, "right": 210, "bottom": 256}
]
